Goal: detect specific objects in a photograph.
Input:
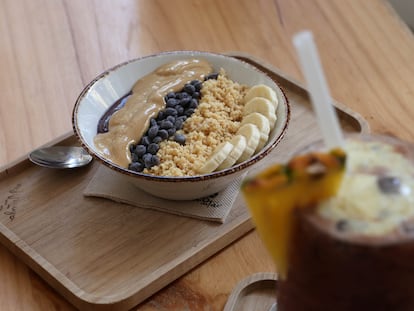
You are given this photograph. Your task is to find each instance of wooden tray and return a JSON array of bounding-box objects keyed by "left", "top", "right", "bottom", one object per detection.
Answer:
[
  {"left": 0, "top": 54, "right": 369, "bottom": 311},
  {"left": 223, "top": 272, "right": 278, "bottom": 311}
]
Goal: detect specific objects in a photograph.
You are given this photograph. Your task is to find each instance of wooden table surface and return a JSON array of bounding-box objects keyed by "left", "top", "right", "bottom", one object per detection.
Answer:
[{"left": 1, "top": 0, "right": 414, "bottom": 310}]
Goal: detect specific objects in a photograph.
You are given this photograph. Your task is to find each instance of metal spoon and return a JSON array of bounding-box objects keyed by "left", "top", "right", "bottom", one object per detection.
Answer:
[{"left": 29, "top": 146, "right": 93, "bottom": 169}]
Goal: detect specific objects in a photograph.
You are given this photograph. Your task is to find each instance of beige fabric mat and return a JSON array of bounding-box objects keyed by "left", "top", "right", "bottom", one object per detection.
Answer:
[{"left": 83, "top": 165, "right": 245, "bottom": 223}]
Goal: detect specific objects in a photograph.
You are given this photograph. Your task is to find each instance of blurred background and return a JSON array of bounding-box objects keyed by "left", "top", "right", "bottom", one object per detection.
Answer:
[{"left": 388, "top": 0, "right": 414, "bottom": 30}]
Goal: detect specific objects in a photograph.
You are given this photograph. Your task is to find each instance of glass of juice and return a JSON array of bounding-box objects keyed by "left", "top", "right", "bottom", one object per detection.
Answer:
[{"left": 242, "top": 134, "right": 414, "bottom": 311}]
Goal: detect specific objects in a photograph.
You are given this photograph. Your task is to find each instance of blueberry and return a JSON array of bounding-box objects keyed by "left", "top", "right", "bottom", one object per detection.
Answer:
[
  {"left": 142, "top": 153, "right": 153, "bottom": 168},
  {"left": 131, "top": 153, "right": 140, "bottom": 162},
  {"left": 148, "top": 125, "right": 159, "bottom": 139},
  {"left": 160, "top": 120, "right": 174, "bottom": 129},
  {"left": 134, "top": 144, "right": 146, "bottom": 157},
  {"left": 176, "top": 92, "right": 190, "bottom": 100},
  {"left": 378, "top": 176, "right": 401, "bottom": 194},
  {"left": 175, "top": 118, "right": 184, "bottom": 129},
  {"left": 184, "top": 84, "right": 195, "bottom": 94},
  {"left": 142, "top": 152, "right": 152, "bottom": 160},
  {"left": 152, "top": 136, "right": 162, "bottom": 144},
  {"left": 166, "top": 98, "right": 178, "bottom": 108},
  {"left": 168, "top": 127, "right": 176, "bottom": 136},
  {"left": 192, "top": 91, "right": 200, "bottom": 100},
  {"left": 143, "top": 153, "right": 160, "bottom": 168},
  {"left": 193, "top": 81, "right": 202, "bottom": 91},
  {"left": 158, "top": 129, "right": 169, "bottom": 139},
  {"left": 141, "top": 136, "right": 150, "bottom": 146},
  {"left": 205, "top": 73, "right": 219, "bottom": 80},
  {"left": 189, "top": 98, "right": 198, "bottom": 109},
  {"left": 129, "top": 161, "right": 144, "bottom": 172},
  {"left": 166, "top": 92, "right": 176, "bottom": 99},
  {"left": 336, "top": 219, "right": 348, "bottom": 232},
  {"left": 179, "top": 97, "right": 191, "bottom": 107},
  {"left": 176, "top": 115, "right": 187, "bottom": 125},
  {"left": 150, "top": 118, "right": 157, "bottom": 127},
  {"left": 184, "top": 108, "right": 195, "bottom": 117},
  {"left": 165, "top": 107, "right": 178, "bottom": 116},
  {"left": 144, "top": 160, "right": 152, "bottom": 169},
  {"left": 174, "top": 133, "right": 186, "bottom": 145},
  {"left": 129, "top": 144, "right": 136, "bottom": 153},
  {"left": 175, "top": 105, "right": 184, "bottom": 115},
  {"left": 147, "top": 143, "right": 160, "bottom": 155},
  {"left": 166, "top": 115, "right": 176, "bottom": 123},
  {"left": 151, "top": 155, "right": 160, "bottom": 166},
  {"left": 157, "top": 111, "right": 165, "bottom": 120},
  {"left": 190, "top": 80, "right": 200, "bottom": 85}
]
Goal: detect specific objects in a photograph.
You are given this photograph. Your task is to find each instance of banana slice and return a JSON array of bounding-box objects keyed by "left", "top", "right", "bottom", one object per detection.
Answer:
[
  {"left": 197, "top": 141, "right": 233, "bottom": 174},
  {"left": 217, "top": 135, "right": 247, "bottom": 171},
  {"left": 244, "top": 84, "right": 278, "bottom": 109},
  {"left": 241, "top": 112, "right": 270, "bottom": 152},
  {"left": 244, "top": 97, "right": 277, "bottom": 129},
  {"left": 236, "top": 123, "right": 261, "bottom": 163}
]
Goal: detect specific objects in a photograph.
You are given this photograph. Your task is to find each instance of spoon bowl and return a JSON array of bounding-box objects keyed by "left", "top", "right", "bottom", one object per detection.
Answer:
[{"left": 29, "top": 146, "right": 93, "bottom": 169}]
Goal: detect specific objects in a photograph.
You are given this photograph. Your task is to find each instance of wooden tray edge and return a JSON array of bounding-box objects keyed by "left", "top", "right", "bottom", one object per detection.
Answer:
[
  {"left": 223, "top": 272, "right": 278, "bottom": 311},
  {"left": 0, "top": 192, "right": 254, "bottom": 310}
]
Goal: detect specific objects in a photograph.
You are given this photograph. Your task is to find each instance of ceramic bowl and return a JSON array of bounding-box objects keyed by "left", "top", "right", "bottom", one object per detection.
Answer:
[{"left": 73, "top": 51, "right": 290, "bottom": 200}]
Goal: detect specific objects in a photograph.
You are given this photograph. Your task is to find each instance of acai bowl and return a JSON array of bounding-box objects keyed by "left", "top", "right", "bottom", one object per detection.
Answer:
[{"left": 73, "top": 51, "right": 290, "bottom": 200}]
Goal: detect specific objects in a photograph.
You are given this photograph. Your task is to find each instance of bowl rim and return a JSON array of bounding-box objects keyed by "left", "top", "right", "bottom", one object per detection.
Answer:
[{"left": 72, "top": 50, "right": 290, "bottom": 182}]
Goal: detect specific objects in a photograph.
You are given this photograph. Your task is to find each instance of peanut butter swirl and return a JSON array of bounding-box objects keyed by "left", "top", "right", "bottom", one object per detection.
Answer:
[{"left": 94, "top": 58, "right": 213, "bottom": 168}]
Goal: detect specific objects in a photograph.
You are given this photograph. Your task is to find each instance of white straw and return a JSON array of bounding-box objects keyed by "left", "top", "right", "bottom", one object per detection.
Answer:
[{"left": 293, "top": 31, "right": 344, "bottom": 149}]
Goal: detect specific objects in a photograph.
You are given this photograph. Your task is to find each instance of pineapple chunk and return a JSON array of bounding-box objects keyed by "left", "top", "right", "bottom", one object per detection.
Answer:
[{"left": 242, "top": 148, "right": 346, "bottom": 279}]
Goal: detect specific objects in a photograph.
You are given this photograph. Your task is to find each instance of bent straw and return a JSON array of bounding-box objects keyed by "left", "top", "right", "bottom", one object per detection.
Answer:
[{"left": 293, "top": 31, "right": 344, "bottom": 149}]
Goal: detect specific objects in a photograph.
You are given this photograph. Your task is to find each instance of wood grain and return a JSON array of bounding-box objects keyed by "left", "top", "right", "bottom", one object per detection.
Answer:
[
  {"left": 222, "top": 272, "right": 277, "bottom": 311},
  {"left": 0, "top": 0, "right": 414, "bottom": 310},
  {"left": 0, "top": 62, "right": 366, "bottom": 310}
]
